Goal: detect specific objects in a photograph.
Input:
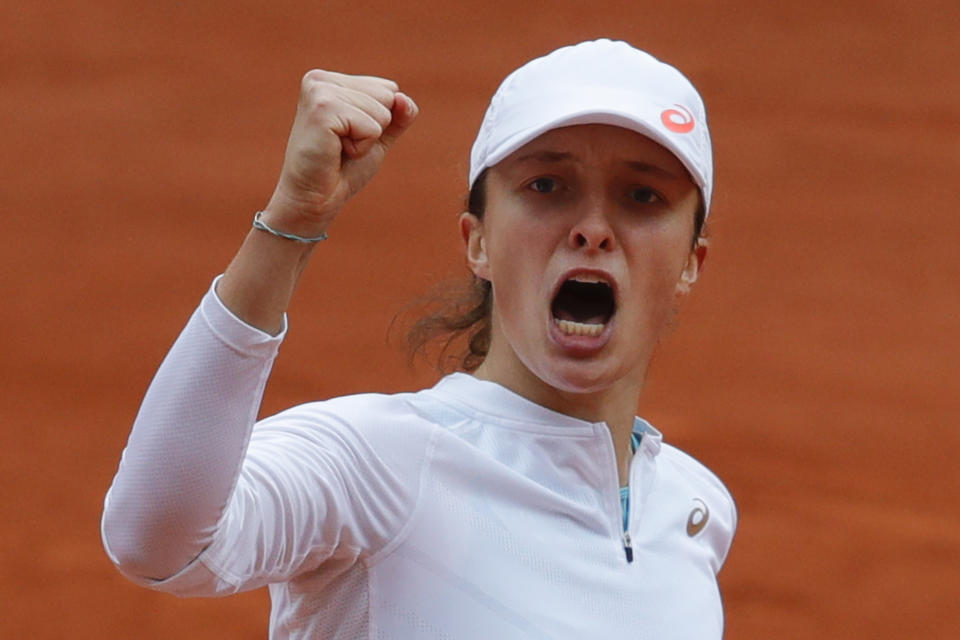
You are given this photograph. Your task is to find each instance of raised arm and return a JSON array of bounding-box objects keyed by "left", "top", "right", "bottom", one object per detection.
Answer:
[
  {"left": 101, "top": 71, "right": 417, "bottom": 584},
  {"left": 219, "top": 70, "right": 418, "bottom": 333}
]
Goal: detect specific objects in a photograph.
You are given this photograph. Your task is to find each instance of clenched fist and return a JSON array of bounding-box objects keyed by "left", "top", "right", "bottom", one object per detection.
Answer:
[{"left": 261, "top": 70, "right": 418, "bottom": 238}]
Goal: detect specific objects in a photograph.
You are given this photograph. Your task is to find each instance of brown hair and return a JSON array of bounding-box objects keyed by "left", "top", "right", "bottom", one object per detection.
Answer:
[
  {"left": 406, "top": 169, "right": 706, "bottom": 372},
  {"left": 406, "top": 170, "right": 493, "bottom": 372}
]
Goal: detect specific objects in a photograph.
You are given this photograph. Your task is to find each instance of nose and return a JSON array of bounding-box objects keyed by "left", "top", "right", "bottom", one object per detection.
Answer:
[{"left": 568, "top": 203, "right": 615, "bottom": 252}]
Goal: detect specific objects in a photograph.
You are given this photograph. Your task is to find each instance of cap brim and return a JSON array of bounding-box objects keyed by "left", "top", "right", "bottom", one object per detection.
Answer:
[{"left": 476, "top": 88, "right": 708, "bottom": 207}]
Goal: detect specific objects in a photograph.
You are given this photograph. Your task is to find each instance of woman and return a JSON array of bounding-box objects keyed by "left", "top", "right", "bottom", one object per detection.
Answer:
[{"left": 102, "top": 39, "right": 736, "bottom": 639}]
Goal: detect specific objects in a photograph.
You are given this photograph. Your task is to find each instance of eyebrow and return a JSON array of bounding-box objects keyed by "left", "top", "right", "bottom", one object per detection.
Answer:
[
  {"left": 623, "top": 161, "right": 680, "bottom": 180},
  {"left": 510, "top": 151, "right": 680, "bottom": 180},
  {"left": 511, "top": 150, "right": 574, "bottom": 164}
]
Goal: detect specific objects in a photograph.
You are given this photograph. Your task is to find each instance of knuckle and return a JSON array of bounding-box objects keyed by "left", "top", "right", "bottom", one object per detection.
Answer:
[
  {"left": 307, "top": 88, "right": 335, "bottom": 109},
  {"left": 301, "top": 84, "right": 339, "bottom": 111},
  {"left": 300, "top": 69, "right": 331, "bottom": 87}
]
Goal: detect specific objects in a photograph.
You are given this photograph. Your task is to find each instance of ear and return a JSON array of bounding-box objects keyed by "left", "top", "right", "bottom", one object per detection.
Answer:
[
  {"left": 675, "top": 237, "right": 708, "bottom": 297},
  {"left": 459, "top": 211, "right": 490, "bottom": 280}
]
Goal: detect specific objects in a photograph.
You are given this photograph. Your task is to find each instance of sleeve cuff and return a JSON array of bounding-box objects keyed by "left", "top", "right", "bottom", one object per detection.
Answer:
[{"left": 199, "top": 275, "right": 288, "bottom": 356}]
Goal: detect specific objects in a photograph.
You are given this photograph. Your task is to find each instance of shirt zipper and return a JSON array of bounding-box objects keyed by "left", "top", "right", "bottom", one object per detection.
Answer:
[{"left": 603, "top": 423, "right": 635, "bottom": 564}]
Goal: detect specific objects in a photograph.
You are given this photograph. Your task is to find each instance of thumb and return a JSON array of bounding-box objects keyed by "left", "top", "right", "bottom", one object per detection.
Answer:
[{"left": 378, "top": 92, "right": 419, "bottom": 150}]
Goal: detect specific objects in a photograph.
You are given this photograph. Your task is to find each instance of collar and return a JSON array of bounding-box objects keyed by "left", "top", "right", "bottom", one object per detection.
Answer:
[
  {"left": 431, "top": 373, "right": 663, "bottom": 454},
  {"left": 631, "top": 418, "right": 662, "bottom": 455}
]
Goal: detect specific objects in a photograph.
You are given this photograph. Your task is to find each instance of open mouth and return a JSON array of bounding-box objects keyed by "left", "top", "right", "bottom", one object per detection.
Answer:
[{"left": 551, "top": 276, "right": 616, "bottom": 338}]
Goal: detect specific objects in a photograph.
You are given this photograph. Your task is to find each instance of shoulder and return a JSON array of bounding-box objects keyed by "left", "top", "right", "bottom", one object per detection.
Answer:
[
  {"left": 656, "top": 442, "right": 738, "bottom": 568},
  {"left": 658, "top": 443, "right": 735, "bottom": 509},
  {"left": 301, "top": 389, "right": 424, "bottom": 422},
  {"left": 268, "top": 380, "right": 479, "bottom": 437},
  {"left": 258, "top": 388, "right": 429, "bottom": 434},
  {"left": 250, "top": 388, "right": 443, "bottom": 473}
]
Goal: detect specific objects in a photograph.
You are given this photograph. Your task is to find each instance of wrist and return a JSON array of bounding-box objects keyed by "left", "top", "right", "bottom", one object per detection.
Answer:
[
  {"left": 259, "top": 190, "right": 339, "bottom": 239},
  {"left": 252, "top": 211, "right": 328, "bottom": 243}
]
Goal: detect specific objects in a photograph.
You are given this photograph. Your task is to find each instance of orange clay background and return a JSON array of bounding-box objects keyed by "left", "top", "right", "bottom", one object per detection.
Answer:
[{"left": 1, "top": 1, "right": 958, "bottom": 638}]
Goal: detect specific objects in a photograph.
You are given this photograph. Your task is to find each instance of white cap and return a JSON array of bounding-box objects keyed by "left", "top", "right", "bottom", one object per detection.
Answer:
[{"left": 469, "top": 39, "right": 713, "bottom": 215}]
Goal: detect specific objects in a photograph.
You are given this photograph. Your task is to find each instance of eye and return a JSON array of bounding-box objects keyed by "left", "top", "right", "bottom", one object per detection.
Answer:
[
  {"left": 628, "top": 187, "right": 663, "bottom": 204},
  {"left": 528, "top": 177, "right": 558, "bottom": 193}
]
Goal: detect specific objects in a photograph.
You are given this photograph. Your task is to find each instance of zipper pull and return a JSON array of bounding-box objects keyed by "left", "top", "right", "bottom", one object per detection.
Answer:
[{"left": 622, "top": 531, "right": 633, "bottom": 563}]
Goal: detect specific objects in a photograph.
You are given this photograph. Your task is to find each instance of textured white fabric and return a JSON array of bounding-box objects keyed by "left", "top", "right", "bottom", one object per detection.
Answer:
[
  {"left": 102, "top": 278, "right": 737, "bottom": 639},
  {"left": 101, "top": 276, "right": 284, "bottom": 582}
]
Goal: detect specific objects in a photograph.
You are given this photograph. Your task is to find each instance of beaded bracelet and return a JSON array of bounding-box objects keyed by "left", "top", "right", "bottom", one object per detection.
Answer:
[{"left": 252, "top": 211, "right": 328, "bottom": 243}]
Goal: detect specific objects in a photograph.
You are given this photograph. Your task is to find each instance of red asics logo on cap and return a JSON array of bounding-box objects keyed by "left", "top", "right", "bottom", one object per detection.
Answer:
[{"left": 660, "top": 105, "right": 695, "bottom": 134}]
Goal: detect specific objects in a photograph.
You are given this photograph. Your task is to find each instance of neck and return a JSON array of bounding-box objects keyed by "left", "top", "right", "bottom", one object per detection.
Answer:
[{"left": 473, "top": 349, "right": 645, "bottom": 486}]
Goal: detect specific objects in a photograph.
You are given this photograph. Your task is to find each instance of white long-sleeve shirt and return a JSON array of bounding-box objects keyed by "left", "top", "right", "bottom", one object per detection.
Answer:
[{"left": 102, "top": 279, "right": 737, "bottom": 639}]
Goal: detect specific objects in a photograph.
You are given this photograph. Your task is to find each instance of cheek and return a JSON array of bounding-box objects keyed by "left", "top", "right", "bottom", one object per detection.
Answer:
[
  {"left": 488, "top": 246, "right": 539, "bottom": 321},
  {"left": 627, "top": 240, "right": 691, "bottom": 312},
  {"left": 483, "top": 214, "right": 554, "bottom": 317}
]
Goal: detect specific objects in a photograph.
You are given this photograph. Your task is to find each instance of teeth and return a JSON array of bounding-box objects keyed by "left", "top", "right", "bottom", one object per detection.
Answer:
[
  {"left": 570, "top": 275, "right": 608, "bottom": 285},
  {"left": 556, "top": 319, "right": 605, "bottom": 337}
]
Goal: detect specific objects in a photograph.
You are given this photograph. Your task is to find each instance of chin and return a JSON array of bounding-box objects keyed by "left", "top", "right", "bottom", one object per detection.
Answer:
[{"left": 527, "top": 355, "right": 625, "bottom": 396}]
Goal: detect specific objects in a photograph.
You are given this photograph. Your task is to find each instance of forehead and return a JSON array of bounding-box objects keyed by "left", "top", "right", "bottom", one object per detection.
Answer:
[{"left": 497, "top": 123, "right": 691, "bottom": 180}]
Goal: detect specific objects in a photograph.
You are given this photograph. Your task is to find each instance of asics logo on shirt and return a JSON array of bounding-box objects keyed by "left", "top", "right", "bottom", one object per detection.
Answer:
[{"left": 686, "top": 498, "right": 709, "bottom": 537}]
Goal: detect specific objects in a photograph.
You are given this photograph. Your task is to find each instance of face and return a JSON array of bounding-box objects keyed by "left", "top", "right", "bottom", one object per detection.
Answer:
[{"left": 461, "top": 124, "right": 705, "bottom": 401}]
